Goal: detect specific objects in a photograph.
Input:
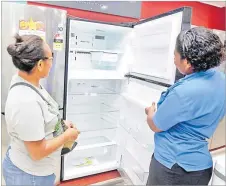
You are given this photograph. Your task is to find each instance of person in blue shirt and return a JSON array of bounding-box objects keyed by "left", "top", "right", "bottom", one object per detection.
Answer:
[{"left": 145, "top": 27, "right": 225, "bottom": 185}]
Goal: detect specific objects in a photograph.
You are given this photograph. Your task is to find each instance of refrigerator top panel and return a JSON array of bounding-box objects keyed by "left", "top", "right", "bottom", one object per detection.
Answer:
[
  {"left": 69, "top": 18, "right": 132, "bottom": 33},
  {"left": 68, "top": 18, "right": 132, "bottom": 52},
  {"left": 131, "top": 7, "right": 192, "bottom": 86}
]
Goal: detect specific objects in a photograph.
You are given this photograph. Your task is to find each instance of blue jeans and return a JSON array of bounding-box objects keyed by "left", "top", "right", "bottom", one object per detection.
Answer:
[{"left": 3, "top": 147, "right": 56, "bottom": 186}]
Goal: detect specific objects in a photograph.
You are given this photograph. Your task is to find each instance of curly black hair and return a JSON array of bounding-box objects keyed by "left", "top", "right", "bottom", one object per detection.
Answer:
[
  {"left": 7, "top": 34, "right": 45, "bottom": 73},
  {"left": 176, "top": 27, "right": 225, "bottom": 72}
]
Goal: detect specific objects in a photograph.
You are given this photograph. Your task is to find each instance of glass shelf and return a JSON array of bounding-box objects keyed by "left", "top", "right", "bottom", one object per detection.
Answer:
[
  {"left": 70, "top": 47, "right": 123, "bottom": 54},
  {"left": 67, "top": 94, "right": 122, "bottom": 114},
  {"left": 67, "top": 79, "right": 124, "bottom": 94},
  {"left": 66, "top": 112, "right": 120, "bottom": 132}
]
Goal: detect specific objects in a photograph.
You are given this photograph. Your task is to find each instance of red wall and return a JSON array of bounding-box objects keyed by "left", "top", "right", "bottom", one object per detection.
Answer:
[
  {"left": 28, "top": 1, "right": 225, "bottom": 30},
  {"left": 27, "top": 2, "right": 138, "bottom": 23},
  {"left": 141, "top": 1, "right": 225, "bottom": 30}
]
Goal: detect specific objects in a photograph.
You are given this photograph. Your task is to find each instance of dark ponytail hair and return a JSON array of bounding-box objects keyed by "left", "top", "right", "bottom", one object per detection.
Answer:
[{"left": 7, "top": 34, "right": 45, "bottom": 72}]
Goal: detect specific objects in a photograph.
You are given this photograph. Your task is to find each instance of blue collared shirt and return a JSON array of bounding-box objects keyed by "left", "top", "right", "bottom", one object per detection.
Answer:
[{"left": 153, "top": 68, "right": 225, "bottom": 171}]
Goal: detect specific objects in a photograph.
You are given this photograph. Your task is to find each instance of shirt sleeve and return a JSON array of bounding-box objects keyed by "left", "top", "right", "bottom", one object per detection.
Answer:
[
  {"left": 13, "top": 101, "right": 45, "bottom": 141},
  {"left": 153, "top": 89, "right": 187, "bottom": 131}
]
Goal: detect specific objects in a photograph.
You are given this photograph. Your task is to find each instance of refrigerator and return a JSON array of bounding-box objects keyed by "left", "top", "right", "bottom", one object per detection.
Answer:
[
  {"left": 61, "top": 7, "right": 192, "bottom": 185},
  {"left": 1, "top": 2, "right": 67, "bottom": 113},
  {"left": 1, "top": 2, "right": 67, "bottom": 183}
]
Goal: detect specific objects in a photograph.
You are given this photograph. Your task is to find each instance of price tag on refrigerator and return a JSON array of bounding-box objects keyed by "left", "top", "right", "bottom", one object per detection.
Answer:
[{"left": 53, "top": 33, "right": 63, "bottom": 51}]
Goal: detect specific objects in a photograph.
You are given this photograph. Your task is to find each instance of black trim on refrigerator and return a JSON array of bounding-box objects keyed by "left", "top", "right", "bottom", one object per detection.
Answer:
[
  {"left": 60, "top": 17, "right": 70, "bottom": 182},
  {"left": 175, "top": 7, "right": 192, "bottom": 82},
  {"left": 125, "top": 73, "right": 171, "bottom": 88},
  {"left": 133, "top": 7, "right": 188, "bottom": 26},
  {"left": 67, "top": 16, "right": 134, "bottom": 28}
]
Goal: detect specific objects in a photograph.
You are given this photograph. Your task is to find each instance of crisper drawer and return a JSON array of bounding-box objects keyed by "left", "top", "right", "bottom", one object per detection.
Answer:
[
  {"left": 121, "top": 149, "right": 149, "bottom": 185},
  {"left": 64, "top": 144, "right": 118, "bottom": 180},
  {"left": 66, "top": 112, "right": 119, "bottom": 132},
  {"left": 67, "top": 94, "right": 121, "bottom": 114},
  {"left": 68, "top": 79, "right": 123, "bottom": 94}
]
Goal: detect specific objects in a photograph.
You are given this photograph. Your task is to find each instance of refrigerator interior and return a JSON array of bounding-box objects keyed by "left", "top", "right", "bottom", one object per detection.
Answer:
[
  {"left": 63, "top": 8, "right": 190, "bottom": 183},
  {"left": 67, "top": 20, "right": 133, "bottom": 78},
  {"left": 63, "top": 20, "right": 132, "bottom": 180}
]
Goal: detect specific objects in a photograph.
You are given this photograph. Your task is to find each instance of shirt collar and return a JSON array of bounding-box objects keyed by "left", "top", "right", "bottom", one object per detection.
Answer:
[{"left": 183, "top": 68, "right": 216, "bottom": 81}]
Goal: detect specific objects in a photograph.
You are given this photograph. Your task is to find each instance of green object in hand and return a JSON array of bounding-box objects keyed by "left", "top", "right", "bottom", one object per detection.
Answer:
[{"left": 54, "top": 119, "right": 77, "bottom": 156}]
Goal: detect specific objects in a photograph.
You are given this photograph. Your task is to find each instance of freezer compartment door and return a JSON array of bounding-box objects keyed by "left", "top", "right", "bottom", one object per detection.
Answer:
[{"left": 131, "top": 7, "right": 192, "bottom": 85}]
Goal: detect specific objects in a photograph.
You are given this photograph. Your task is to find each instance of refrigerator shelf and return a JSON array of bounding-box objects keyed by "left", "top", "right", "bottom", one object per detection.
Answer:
[
  {"left": 75, "top": 136, "right": 116, "bottom": 151},
  {"left": 67, "top": 109, "right": 119, "bottom": 115},
  {"left": 68, "top": 79, "right": 124, "bottom": 94},
  {"left": 124, "top": 130, "right": 153, "bottom": 172},
  {"left": 67, "top": 92, "right": 121, "bottom": 96},
  {"left": 67, "top": 101, "right": 120, "bottom": 115},
  {"left": 68, "top": 70, "right": 125, "bottom": 80},
  {"left": 64, "top": 144, "right": 118, "bottom": 180},
  {"left": 120, "top": 116, "right": 155, "bottom": 152},
  {"left": 67, "top": 93, "right": 122, "bottom": 105},
  {"left": 121, "top": 148, "right": 149, "bottom": 184},
  {"left": 67, "top": 94, "right": 122, "bottom": 114},
  {"left": 70, "top": 47, "right": 123, "bottom": 54},
  {"left": 66, "top": 112, "right": 119, "bottom": 132}
]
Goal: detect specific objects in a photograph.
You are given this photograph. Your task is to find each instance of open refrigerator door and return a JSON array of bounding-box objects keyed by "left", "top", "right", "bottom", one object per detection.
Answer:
[
  {"left": 212, "top": 29, "right": 226, "bottom": 74},
  {"left": 118, "top": 7, "right": 192, "bottom": 185}
]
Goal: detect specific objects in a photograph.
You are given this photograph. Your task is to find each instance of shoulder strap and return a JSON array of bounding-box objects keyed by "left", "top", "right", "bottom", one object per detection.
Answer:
[{"left": 10, "top": 82, "right": 51, "bottom": 106}]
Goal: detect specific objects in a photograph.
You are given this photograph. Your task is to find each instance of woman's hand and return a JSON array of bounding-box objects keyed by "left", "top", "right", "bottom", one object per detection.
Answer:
[
  {"left": 145, "top": 102, "right": 156, "bottom": 115},
  {"left": 64, "top": 127, "right": 80, "bottom": 142},
  {"left": 145, "top": 102, "right": 162, "bottom": 133},
  {"left": 63, "top": 120, "right": 80, "bottom": 141},
  {"left": 24, "top": 120, "right": 80, "bottom": 161},
  {"left": 64, "top": 120, "right": 74, "bottom": 128}
]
